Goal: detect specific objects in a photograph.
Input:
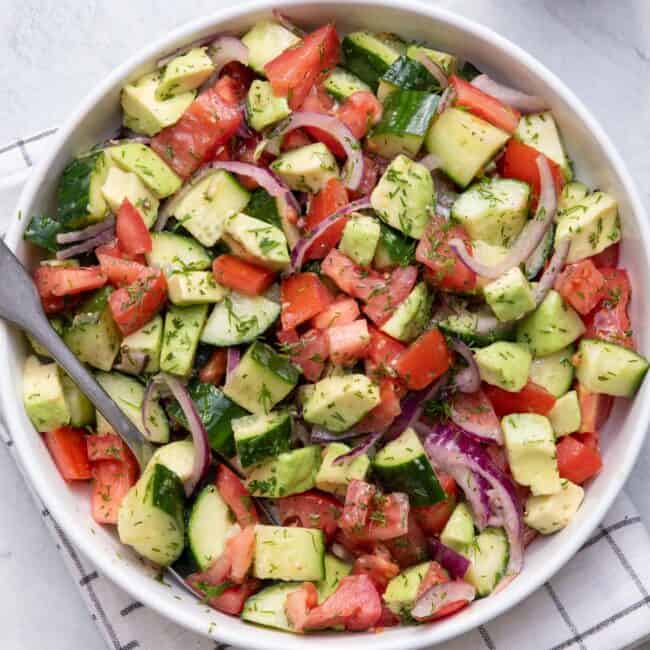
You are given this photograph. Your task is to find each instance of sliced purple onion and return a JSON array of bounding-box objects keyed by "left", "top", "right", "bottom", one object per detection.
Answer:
[
  {"left": 436, "top": 85, "right": 457, "bottom": 115},
  {"left": 471, "top": 74, "right": 548, "bottom": 114},
  {"left": 449, "top": 156, "right": 557, "bottom": 279},
  {"left": 411, "top": 51, "right": 449, "bottom": 89},
  {"left": 311, "top": 426, "right": 362, "bottom": 444},
  {"left": 333, "top": 431, "right": 383, "bottom": 465},
  {"left": 56, "top": 214, "right": 116, "bottom": 245},
  {"left": 56, "top": 227, "right": 116, "bottom": 259},
  {"left": 272, "top": 10, "right": 306, "bottom": 36},
  {"left": 412, "top": 580, "right": 475, "bottom": 620},
  {"left": 418, "top": 153, "right": 442, "bottom": 172},
  {"left": 113, "top": 348, "right": 150, "bottom": 376},
  {"left": 421, "top": 423, "right": 525, "bottom": 574},
  {"left": 532, "top": 237, "right": 570, "bottom": 306},
  {"left": 450, "top": 340, "right": 480, "bottom": 394},
  {"left": 429, "top": 537, "right": 471, "bottom": 579},
  {"left": 207, "top": 36, "right": 249, "bottom": 74},
  {"left": 272, "top": 112, "right": 363, "bottom": 190},
  {"left": 449, "top": 391, "right": 503, "bottom": 445},
  {"left": 226, "top": 347, "right": 241, "bottom": 382},
  {"left": 290, "top": 197, "right": 372, "bottom": 272}
]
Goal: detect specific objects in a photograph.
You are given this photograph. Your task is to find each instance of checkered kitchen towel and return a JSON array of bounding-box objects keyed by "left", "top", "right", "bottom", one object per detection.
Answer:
[{"left": 2, "top": 129, "right": 650, "bottom": 650}]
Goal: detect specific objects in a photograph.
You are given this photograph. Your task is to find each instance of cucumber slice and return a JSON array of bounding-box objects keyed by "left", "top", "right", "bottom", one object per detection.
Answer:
[
  {"left": 463, "top": 527, "right": 509, "bottom": 597},
  {"left": 22, "top": 356, "right": 70, "bottom": 431},
  {"left": 323, "top": 67, "right": 371, "bottom": 101},
  {"left": 374, "top": 222, "right": 417, "bottom": 269},
  {"left": 247, "top": 446, "right": 322, "bottom": 497},
  {"left": 377, "top": 56, "right": 440, "bottom": 101},
  {"left": 146, "top": 232, "right": 211, "bottom": 276},
  {"left": 317, "top": 554, "right": 352, "bottom": 602},
  {"left": 529, "top": 346, "right": 574, "bottom": 397},
  {"left": 148, "top": 440, "right": 195, "bottom": 483},
  {"left": 61, "top": 374, "right": 95, "bottom": 427},
  {"left": 380, "top": 281, "right": 431, "bottom": 342},
  {"left": 384, "top": 561, "right": 431, "bottom": 618},
  {"left": 339, "top": 214, "right": 381, "bottom": 267},
  {"left": 437, "top": 303, "right": 515, "bottom": 347},
  {"left": 242, "top": 582, "right": 301, "bottom": 632},
  {"left": 233, "top": 410, "right": 292, "bottom": 467},
  {"left": 241, "top": 20, "right": 301, "bottom": 75},
  {"left": 160, "top": 304, "right": 208, "bottom": 377},
  {"left": 441, "top": 502, "right": 475, "bottom": 550},
  {"left": 342, "top": 31, "right": 402, "bottom": 90},
  {"left": 246, "top": 80, "right": 291, "bottom": 131},
  {"left": 244, "top": 188, "right": 282, "bottom": 229}
]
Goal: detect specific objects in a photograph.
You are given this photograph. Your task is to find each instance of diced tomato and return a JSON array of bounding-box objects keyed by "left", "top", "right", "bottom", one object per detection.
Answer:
[
  {"left": 90, "top": 450, "right": 139, "bottom": 524},
  {"left": 198, "top": 348, "right": 228, "bottom": 385},
  {"left": 304, "top": 179, "right": 349, "bottom": 260},
  {"left": 285, "top": 582, "right": 320, "bottom": 632},
  {"left": 450, "top": 75, "right": 520, "bottom": 133},
  {"left": 590, "top": 243, "right": 619, "bottom": 268},
  {"left": 327, "top": 318, "right": 370, "bottom": 365},
  {"left": 350, "top": 153, "right": 379, "bottom": 199},
  {"left": 365, "top": 326, "right": 406, "bottom": 379},
  {"left": 115, "top": 198, "right": 152, "bottom": 256},
  {"left": 499, "top": 139, "right": 564, "bottom": 206},
  {"left": 353, "top": 379, "right": 402, "bottom": 433},
  {"left": 576, "top": 383, "right": 613, "bottom": 434},
  {"left": 151, "top": 76, "right": 243, "bottom": 178},
  {"left": 43, "top": 427, "right": 92, "bottom": 481},
  {"left": 304, "top": 574, "right": 383, "bottom": 631},
  {"left": 97, "top": 253, "right": 148, "bottom": 287},
  {"left": 556, "top": 435, "right": 603, "bottom": 484},
  {"left": 483, "top": 380, "right": 556, "bottom": 417},
  {"left": 227, "top": 525, "right": 256, "bottom": 583},
  {"left": 376, "top": 605, "right": 401, "bottom": 628},
  {"left": 265, "top": 24, "right": 340, "bottom": 110},
  {"left": 417, "top": 216, "right": 476, "bottom": 292},
  {"left": 340, "top": 480, "right": 376, "bottom": 533},
  {"left": 412, "top": 561, "right": 470, "bottom": 622},
  {"left": 219, "top": 61, "right": 256, "bottom": 96},
  {"left": 449, "top": 390, "right": 502, "bottom": 440},
  {"left": 413, "top": 472, "right": 458, "bottom": 536},
  {"left": 280, "top": 272, "right": 334, "bottom": 330},
  {"left": 108, "top": 269, "right": 167, "bottom": 336},
  {"left": 212, "top": 255, "right": 276, "bottom": 296},
  {"left": 363, "top": 265, "right": 418, "bottom": 325},
  {"left": 322, "top": 249, "right": 386, "bottom": 301},
  {"left": 41, "top": 295, "right": 65, "bottom": 314},
  {"left": 281, "top": 127, "right": 313, "bottom": 152},
  {"left": 277, "top": 327, "right": 329, "bottom": 382},
  {"left": 95, "top": 240, "right": 146, "bottom": 265},
  {"left": 191, "top": 578, "right": 261, "bottom": 616},
  {"left": 311, "top": 297, "right": 360, "bottom": 329},
  {"left": 277, "top": 490, "right": 343, "bottom": 543},
  {"left": 34, "top": 265, "right": 107, "bottom": 300},
  {"left": 351, "top": 552, "right": 400, "bottom": 594},
  {"left": 86, "top": 433, "right": 129, "bottom": 462},
  {"left": 555, "top": 260, "right": 606, "bottom": 315},
  {"left": 365, "top": 493, "right": 410, "bottom": 542},
  {"left": 215, "top": 465, "right": 259, "bottom": 527},
  {"left": 394, "top": 327, "right": 452, "bottom": 390},
  {"left": 337, "top": 91, "right": 383, "bottom": 139},
  {"left": 384, "top": 511, "right": 430, "bottom": 568}
]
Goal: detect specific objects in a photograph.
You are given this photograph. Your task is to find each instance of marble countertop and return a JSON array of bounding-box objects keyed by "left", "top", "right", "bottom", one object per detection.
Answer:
[{"left": 1, "top": 1, "right": 650, "bottom": 648}]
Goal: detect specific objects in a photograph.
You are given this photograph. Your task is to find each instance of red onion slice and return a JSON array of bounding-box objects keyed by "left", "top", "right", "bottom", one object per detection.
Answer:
[
  {"left": 226, "top": 347, "right": 241, "bottom": 382},
  {"left": 450, "top": 156, "right": 557, "bottom": 279},
  {"left": 56, "top": 214, "right": 116, "bottom": 245},
  {"left": 272, "top": 10, "right": 306, "bottom": 36},
  {"left": 532, "top": 237, "right": 570, "bottom": 306},
  {"left": 450, "top": 390, "right": 503, "bottom": 445},
  {"left": 114, "top": 348, "right": 150, "bottom": 376},
  {"left": 311, "top": 426, "right": 362, "bottom": 444},
  {"left": 333, "top": 431, "right": 383, "bottom": 465},
  {"left": 436, "top": 86, "right": 457, "bottom": 115},
  {"left": 272, "top": 112, "right": 363, "bottom": 190},
  {"left": 207, "top": 36, "right": 249, "bottom": 74},
  {"left": 429, "top": 538, "right": 471, "bottom": 579},
  {"left": 418, "top": 153, "right": 442, "bottom": 172},
  {"left": 56, "top": 227, "right": 116, "bottom": 260},
  {"left": 411, "top": 51, "right": 449, "bottom": 89},
  {"left": 290, "top": 197, "right": 371, "bottom": 272},
  {"left": 450, "top": 340, "right": 480, "bottom": 394},
  {"left": 471, "top": 74, "right": 548, "bottom": 114},
  {"left": 412, "top": 580, "right": 475, "bottom": 620}
]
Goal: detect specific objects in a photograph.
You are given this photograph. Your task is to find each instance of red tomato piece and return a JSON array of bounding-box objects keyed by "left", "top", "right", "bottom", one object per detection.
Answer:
[
  {"left": 590, "top": 243, "right": 619, "bottom": 269},
  {"left": 413, "top": 472, "right": 458, "bottom": 536},
  {"left": 337, "top": 91, "right": 383, "bottom": 139},
  {"left": 86, "top": 433, "right": 129, "bottom": 462},
  {"left": 576, "top": 383, "right": 613, "bottom": 434},
  {"left": 321, "top": 249, "right": 386, "bottom": 301},
  {"left": 327, "top": 318, "right": 370, "bottom": 366},
  {"left": 365, "top": 326, "right": 406, "bottom": 378},
  {"left": 265, "top": 24, "right": 340, "bottom": 110},
  {"left": 555, "top": 259, "right": 606, "bottom": 315},
  {"left": 280, "top": 272, "right": 334, "bottom": 330},
  {"left": 413, "top": 561, "right": 470, "bottom": 622},
  {"left": 219, "top": 61, "right": 256, "bottom": 95},
  {"left": 483, "top": 380, "right": 556, "bottom": 417},
  {"left": 281, "top": 127, "right": 313, "bottom": 152},
  {"left": 311, "top": 297, "right": 360, "bottom": 329},
  {"left": 108, "top": 269, "right": 167, "bottom": 336},
  {"left": 115, "top": 198, "right": 152, "bottom": 255},
  {"left": 353, "top": 379, "right": 402, "bottom": 434},
  {"left": 43, "top": 427, "right": 91, "bottom": 481},
  {"left": 340, "top": 480, "right": 376, "bottom": 533},
  {"left": 198, "top": 348, "right": 228, "bottom": 385},
  {"left": 97, "top": 253, "right": 148, "bottom": 287},
  {"left": 95, "top": 241, "right": 146, "bottom": 265},
  {"left": 215, "top": 465, "right": 259, "bottom": 527},
  {"left": 393, "top": 327, "right": 452, "bottom": 390},
  {"left": 212, "top": 255, "right": 276, "bottom": 296},
  {"left": 304, "top": 178, "right": 349, "bottom": 260},
  {"left": 363, "top": 265, "right": 418, "bottom": 325},
  {"left": 90, "top": 450, "right": 139, "bottom": 525},
  {"left": 557, "top": 435, "right": 603, "bottom": 484},
  {"left": 450, "top": 75, "right": 520, "bottom": 133},
  {"left": 384, "top": 510, "right": 430, "bottom": 568},
  {"left": 151, "top": 76, "right": 243, "bottom": 178},
  {"left": 190, "top": 578, "right": 261, "bottom": 616},
  {"left": 277, "top": 490, "right": 343, "bottom": 543},
  {"left": 417, "top": 215, "right": 477, "bottom": 292},
  {"left": 34, "top": 265, "right": 107, "bottom": 299},
  {"left": 285, "top": 582, "right": 320, "bottom": 632},
  {"left": 376, "top": 605, "right": 401, "bottom": 628},
  {"left": 364, "top": 492, "right": 410, "bottom": 542},
  {"left": 227, "top": 525, "right": 256, "bottom": 583},
  {"left": 304, "top": 574, "right": 383, "bottom": 631},
  {"left": 351, "top": 552, "right": 400, "bottom": 594},
  {"left": 277, "top": 327, "right": 329, "bottom": 382}
]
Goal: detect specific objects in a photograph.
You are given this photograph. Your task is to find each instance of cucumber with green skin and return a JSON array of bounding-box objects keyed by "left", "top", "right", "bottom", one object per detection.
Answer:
[
  {"left": 437, "top": 304, "right": 516, "bottom": 347},
  {"left": 378, "top": 56, "right": 440, "bottom": 101},
  {"left": 233, "top": 410, "right": 292, "bottom": 468},
  {"left": 323, "top": 67, "right": 372, "bottom": 101},
  {"left": 373, "top": 222, "right": 417, "bottom": 269},
  {"left": 342, "top": 31, "right": 402, "bottom": 90}
]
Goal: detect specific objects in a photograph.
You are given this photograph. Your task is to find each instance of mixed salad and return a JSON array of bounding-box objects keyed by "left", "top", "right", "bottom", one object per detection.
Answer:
[{"left": 21, "top": 13, "right": 649, "bottom": 634}]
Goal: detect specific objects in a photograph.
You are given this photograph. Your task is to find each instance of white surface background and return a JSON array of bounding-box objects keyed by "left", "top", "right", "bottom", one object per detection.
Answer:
[{"left": 1, "top": 1, "right": 650, "bottom": 649}]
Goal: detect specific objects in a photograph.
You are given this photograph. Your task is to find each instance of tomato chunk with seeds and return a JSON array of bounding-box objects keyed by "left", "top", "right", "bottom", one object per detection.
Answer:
[
  {"left": 555, "top": 259, "right": 605, "bottom": 315},
  {"left": 351, "top": 552, "right": 400, "bottom": 594},
  {"left": 90, "top": 448, "right": 139, "bottom": 524},
  {"left": 322, "top": 249, "right": 386, "bottom": 301},
  {"left": 304, "top": 179, "right": 350, "bottom": 260},
  {"left": 280, "top": 272, "right": 334, "bottom": 330},
  {"left": 557, "top": 435, "right": 603, "bottom": 484},
  {"left": 363, "top": 265, "right": 418, "bottom": 325},
  {"left": 277, "top": 490, "right": 342, "bottom": 543},
  {"left": 212, "top": 255, "right": 276, "bottom": 297},
  {"left": 312, "top": 297, "right": 360, "bottom": 329},
  {"left": 277, "top": 328, "right": 329, "bottom": 382},
  {"left": 215, "top": 465, "right": 259, "bottom": 527},
  {"left": 353, "top": 379, "right": 402, "bottom": 433},
  {"left": 483, "top": 380, "right": 556, "bottom": 417},
  {"left": 97, "top": 253, "right": 148, "bottom": 287},
  {"left": 393, "top": 327, "right": 452, "bottom": 390},
  {"left": 198, "top": 348, "right": 228, "bottom": 385},
  {"left": 43, "top": 426, "right": 91, "bottom": 481},
  {"left": 115, "top": 198, "right": 152, "bottom": 256},
  {"left": 327, "top": 318, "right": 370, "bottom": 366}
]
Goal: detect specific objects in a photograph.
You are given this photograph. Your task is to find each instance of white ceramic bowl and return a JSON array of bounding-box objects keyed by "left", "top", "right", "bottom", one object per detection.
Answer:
[{"left": 2, "top": 1, "right": 649, "bottom": 648}]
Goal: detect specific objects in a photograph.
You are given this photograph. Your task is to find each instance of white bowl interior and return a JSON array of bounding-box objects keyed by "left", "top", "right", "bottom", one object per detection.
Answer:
[{"left": 2, "top": 1, "right": 649, "bottom": 648}]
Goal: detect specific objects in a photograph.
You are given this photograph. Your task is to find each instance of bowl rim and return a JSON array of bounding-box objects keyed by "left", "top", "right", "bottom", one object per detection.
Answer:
[{"left": 3, "top": 0, "right": 650, "bottom": 647}]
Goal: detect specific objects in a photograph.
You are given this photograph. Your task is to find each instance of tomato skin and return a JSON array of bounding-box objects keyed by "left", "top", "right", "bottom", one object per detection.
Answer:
[
  {"left": 198, "top": 348, "right": 228, "bottom": 385},
  {"left": 337, "top": 91, "right": 383, "bottom": 139},
  {"left": 115, "top": 198, "right": 152, "bottom": 255},
  {"left": 413, "top": 561, "right": 470, "bottom": 622},
  {"left": 393, "top": 327, "right": 452, "bottom": 390},
  {"left": 351, "top": 552, "right": 400, "bottom": 594},
  {"left": 95, "top": 241, "right": 146, "bottom": 265},
  {"left": 277, "top": 327, "right": 329, "bottom": 382},
  {"left": 304, "top": 179, "right": 349, "bottom": 260},
  {"left": 412, "top": 472, "right": 457, "bottom": 536},
  {"left": 277, "top": 490, "right": 343, "bottom": 543},
  {"left": 417, "top": 216, "right": 476, "bottom": 292},
  {"left": 227, "top": 525, "right": 257, "bottom": 583},
  {"left": 555, "top": 259, "right": 606, "bottom": 315},
  {"left": 322, "top": 249, "right": 386, "bottom": 301},
  {"left": 219, "top": 61, "right": 256, "bottom": 95},
  {"left": 285, "top": 582, "right": 320, "bottom": 632},
  {"left": 340, "top": 480, "right": 376, "bottom": 533},
  {"left": 311, "top": 297, "right": 360, "bottom": 329},
  {"left": 577, "top": 383, "right": 613, "bottom": 434},
  {"left": 556, "top": 435, "right": 603, "bottom": 484},
  {"left": 212, "top": 255, "right": 276, "bottom": 296},
  {"left": 108, "top": 269, "right": 168, "bottom": 336},
  {"left": 86, "top": 433, "right": 129, "bottom": 462},
  {"left": 363, "top": 265, "right": 418, "bottom": 325},
  {"left": 483, "top": 380, "right": 556, "bottom": 417},
  {"left": 35, "top": 265, "right": 107, "bottom": 299},
  {"left": 450, "top": 75, "right": 520, "bottom": 133},
  {"left": 327, "top": 318, "right": 370, "bottom": 366},
  {"left": 384, "top": 510, "right": 430, "bottom": 568},
  {"left": 265, "top": 24, "right": 340, "bottom": 110},
  {"left": 43, "top": 427, "right": 92, "bottom": 481},
  {"left": 90, "top": 450, "right": 139, "bottom": 525},
  {"left": 280, "top": 272, "right": 334, "bottom": 330},
  {"left": 215, "top": 465, "right": 259, "bottom": 527},
  {"left": 97, "top": 253, "right": 148, "bottom": 287}
]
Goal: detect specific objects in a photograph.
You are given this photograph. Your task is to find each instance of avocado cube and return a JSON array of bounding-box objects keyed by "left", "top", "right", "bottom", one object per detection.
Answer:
[
  {"left": 23, "top": 356, "right": 70, "bottom": 431},
  {"left": 548, "top": 390, "right": 581, "bottom": 436},
  {"left": 26, "top": 316, "right": 64, "bottom": 359},
  {"left": 517, "top": 290, "right": 586, "bottom": 357},
  {"left": 484, "top": 267, "right": 536, "bottom": 322},
  {"left": 223, "top": 213, "right": 290, "bottom": 271},
  {"left": 156, "top": 47, "right": 215, "bottom": 100},
  {"left": 101, "top": 166, "right": 159, "bottom": 228},
  {"left": 160, "top": 304, "right": 208, "bottom": 377},
  {"left": 61, "top": 375, "right": 95, "bottom": 427},
  {"left": 475, "top": 341, "right": 532, "bottom": 392},
  {"left": 121, "top": 71, "right": 195, "bottom": 137},
  {"left": 502, "top": 413, "right": 561, "bottom": 496},
  {"left": 118, "top": 315, "right": 164, "bottom": 374},
  {"left": 302, "top": 374, "right": 380, "bottom": 432},
  {"left": 246, "top": 80, "right": 291, "bottom": 131},
  {"left": 339, "top": 213, "right": 381, "bottom": 267},
  {"left": 315, "top": 442, "right": 370, "bottom": 497},
  {"left": 241, "top": 20, "right": 301, "bottom": 75},
  {"left": 371, "top": 155, "right": 434, "bottom": 239},
  {"left": 270, "top": 143, "right": 339, "bottom": 194},
  {"left": 524, "top": 480, "right": 584, "bottom": 534},
  {"left": 247, "top": 446, "right": 322, "bottom": 497},
  {"left": 167, "top": 272, "right": 229, "bottom": 306}
]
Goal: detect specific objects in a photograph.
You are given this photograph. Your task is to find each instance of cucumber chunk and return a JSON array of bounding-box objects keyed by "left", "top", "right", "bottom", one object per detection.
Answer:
[
  {"left": 242, "top": 582, "right": 301, "bottom": 632},
  {"left": 528, "top": 345, "right": 574, "bottom": 397},
  {"left": 270, "top": 143, "right": 339, "bottom": 194},
  {"left": 101, "top": 165, "right": 159, "bottom": 228},
  {"left": 342, "top": 31, "right": 402, "bottom": 90},
  {"left": 463, "top": 527, "right": 509, "bottom": 597},
  {"left": 241, "top": 20, "right": 301, "bottom": 75},
  {"left": 475, "top": 342, "right": 532, "bottom": 392},
  {"left": 146, "top": 232, "right": 212, "bottom": 276},
  {"left": 339, "top": 213, "right": 381, "bottom": 267},
  {"left": 160, "top": 304, "right": 208, "bottom": 377},
  {"left": 437, "top": 303, "right": 515, "bottom": 347},
  {"left": 380, "top": 282, "right": 431, "bottom": 343},
  {"left": 483, "top": 267, "right": 536, "bottom": 323},
  {"left": 247, "top": 446, "right": 322, "bottom": 497},
  {"left": 167, "top": 272, "right": 228, "bottom": 306},
  {"left": 317, "top": 554, "right": 353, "bottom": 601},
  {"left": 524, "top": 480, "right": 584, "bottom": 534},
  {"left": 233, "top": 410, "right": 292, "bottom": 467},
  {"left": 383, "top": 561, "right": 431, "bottom": 618},
  {"left": 315, "top": 442, "right": 371, "bottom": 497},
  {"left": 441, "top": 502, "right": 475, "bottom": 551},
  {"left": 323, "top": 67, "right": 371, "bottom": 101},
  {"left": 156, "top": 48, "right": 215, "bottom": 99},
  {"left": 61, "top": 374, "right": 95, "bottom": 427},
  {"left": 246, "top": 80, "right": 291, "bottom": 131},
  {"left": 23, "top": 356, "right": 70, "bottom": 431},
  {"left": 377, "top": 56, "right": 440, "bottom": 102},
  {"left": 548, "top": 390, "right": 581, "bottom": 436}
]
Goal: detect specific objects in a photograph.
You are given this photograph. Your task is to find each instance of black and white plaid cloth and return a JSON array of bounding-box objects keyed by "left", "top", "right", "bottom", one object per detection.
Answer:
[{"left": 2, "top": 129, "right": 650, "bottom": 650}]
